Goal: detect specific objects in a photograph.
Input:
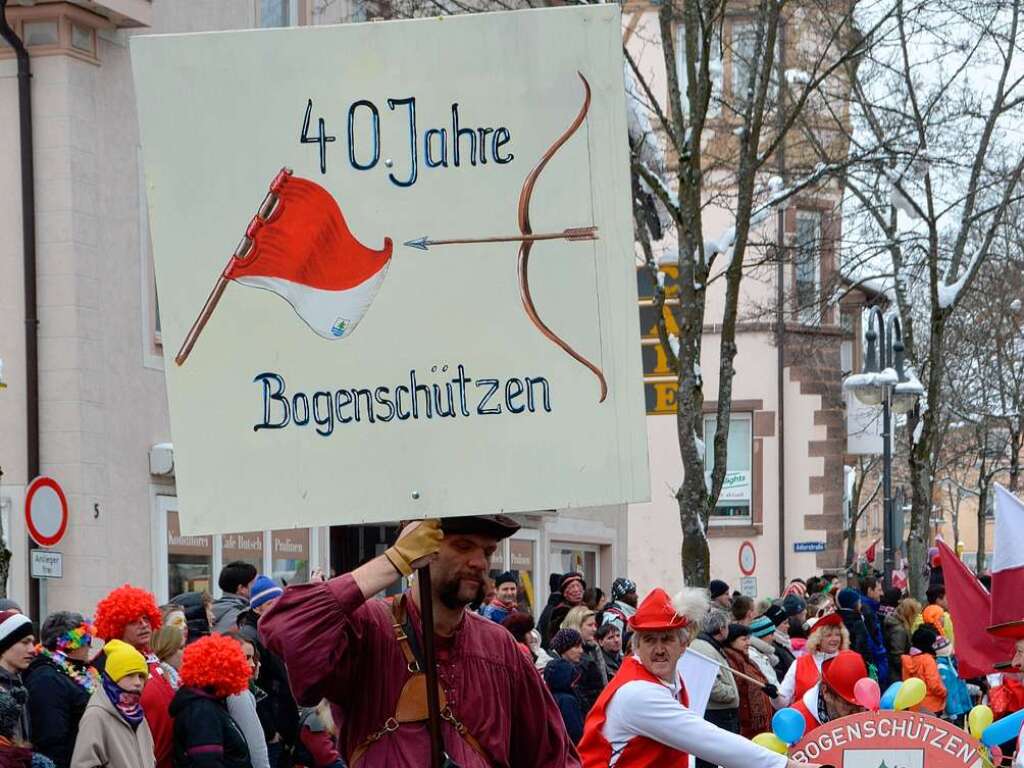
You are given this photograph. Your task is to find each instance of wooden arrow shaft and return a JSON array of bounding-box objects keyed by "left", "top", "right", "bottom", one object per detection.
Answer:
[{"left": 428, "top": 227, "right": 597, "bottom": 247}]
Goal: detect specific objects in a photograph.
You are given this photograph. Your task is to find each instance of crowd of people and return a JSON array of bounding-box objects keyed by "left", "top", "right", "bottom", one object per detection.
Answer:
[
  {"left": 0, "top": 525, "right": 1014, "bottom": 768},
  {"left": 0, "top": 563, "right": 344, "bottom": 768}
]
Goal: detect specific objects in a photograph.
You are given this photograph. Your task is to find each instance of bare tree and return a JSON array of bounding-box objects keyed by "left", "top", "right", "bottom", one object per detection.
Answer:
[
  {"left": 628, "top": 0, "right": 871, "bottom": 584},
  {"left": 804, "top": 0, "right": 1024, "bottom": 597},
  {"left": 846, "top": 455, "right": 882, "bottom": 567}
]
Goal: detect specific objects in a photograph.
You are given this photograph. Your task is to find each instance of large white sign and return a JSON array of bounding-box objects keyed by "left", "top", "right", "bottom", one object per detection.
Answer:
[{"left": 131, "top": 7, "right": 649, "bottom": 534}]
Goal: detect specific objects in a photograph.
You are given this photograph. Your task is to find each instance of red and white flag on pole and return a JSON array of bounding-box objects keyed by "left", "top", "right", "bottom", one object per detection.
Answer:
[
  {"left": 990, "top": 484, "right": 1024, "bottom": 626},
  {"left": 175, "top": 168, "right": 392, "bottom": 365},
  {"left": 864, "top": 538, "right": 880, "bottom": 564},
  {"left": 937, "top": 539, "right": 1014, "bottom": 678}
]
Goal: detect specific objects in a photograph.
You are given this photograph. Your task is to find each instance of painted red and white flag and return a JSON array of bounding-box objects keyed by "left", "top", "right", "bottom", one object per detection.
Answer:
[
  {"left": 224, "top": 169, "right": 392, "bottom": 340},
  {"left": 990, "top": 485, "right": 1024, "bottom": 626}
]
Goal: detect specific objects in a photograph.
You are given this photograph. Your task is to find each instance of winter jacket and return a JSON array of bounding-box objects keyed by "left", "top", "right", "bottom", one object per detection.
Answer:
[
  {"left": 170, "top": 593, "right": 211, "bottom": 644},
  {"left": 748, "top": 637, "right": 781, "bottom": 687},
  {"left": 24, "top": 655, "right": 93, "bottom": 768},
  {"left": 595, "top": 647, "right": 622, "bottom": 685},
  {"left": 575, "top": 644, "right": 607, "bottom": 714},
  {"left": 723, "top": 647, "right": 773, "bottom": 739},
  {"left": 70, "top": 688, "right": 156, "bottom": 768},
  {"left": 883, "top": 614, "right": 911, "bottom": 683},
  {"left": 936, "top": 655, "right": 972, "bottom": 718},
  {"left": 838, "top": 608, "right": 872, "bottom": 670},
  {"left": 225, "top": 691, "right": 269, "bottom": 768},
  {"left": 542, "top": 658, "right": 583, "bottom": 744},
  {"left": 0, "top": 669, "right": 29, "bottom": 743},
  {"left": 772, "top": 635, "right": 796, "bottom": 681},
  {"left": 689, "top": 634, "right": 739, "bottom": 710},
  {"left": 901, "top": 651, "right": 947, "bottom": 714},
  {"left": 235, "top": 614, "right": 299, "bottom": 752},
  {"left": 537, "top": 592, "right": 563, "bottom": 650},
  {"left": 210, "top": 595, "right": 250, "bottom": 635},
  {"left": 141, "top": 667, "right": 176, "bottom": 768},
  {"left": 861, "top": 595, "right": 890, "bottom": 684},
  {"left": 169, "top": 687, "right": 252, "bottom": 768},
  {"left": 478, "top": 600, "right": 512, "bottom": 625}
]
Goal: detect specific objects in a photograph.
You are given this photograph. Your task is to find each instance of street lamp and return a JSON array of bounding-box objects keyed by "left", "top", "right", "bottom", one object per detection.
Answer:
[{"left": 843, "top": 306, "right": 924, "bottom": 590}]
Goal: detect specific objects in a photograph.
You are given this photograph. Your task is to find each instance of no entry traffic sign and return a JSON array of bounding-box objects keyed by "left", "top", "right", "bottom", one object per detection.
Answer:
[{"left": 25, "top": 476, "right": 69, "bottom": 548}]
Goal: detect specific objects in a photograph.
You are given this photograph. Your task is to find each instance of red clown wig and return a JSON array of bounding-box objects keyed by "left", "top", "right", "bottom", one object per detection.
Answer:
[
  {"left": 95, "top": 584, "right": 162, "bottom": 641},
  {"left": 180, "top": 634, "right": 252, "bottom": 699}
]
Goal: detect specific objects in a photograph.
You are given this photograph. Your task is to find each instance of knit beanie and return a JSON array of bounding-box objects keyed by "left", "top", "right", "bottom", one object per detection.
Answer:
[
  {"left": 708, "top": 580, "right": 730, "bottom": 600},
  {"left": 611, "top": 577, "right": 637, "bottom": 601},
  {"left": 782, "top": 594, "right": 807, "bottom": 617},
  {"left": 764, "top": 604, "right": 788, "bottom": 627},
  {"left": 0, "top": 611, "right": 33, "bottom": 657},
  {"left": 749, "top": 615, "right": 775, "bottom": 639},
  {"left": 837, "top": 588, "right": 861, "bottom": 611},
  {"left": 249, "top": 575, "right": 284, "bottom": 610},
  {"left": 103, "top": 639, "right": 150, "bottom": 683},
  {"left": 560, "top": 573, "right": 585, "bottom": 593},
  {"left": 725, "top": 623, "right": 752, "bottom": 645},
  {"left": 911, "top": 625, "right": 939, "bottom": 655},
  {"left": 0, "top": 688, "right": 25, "bottom": 739},
  {"left": 551, "top": 628, "right": 583, "bottom": 656}
]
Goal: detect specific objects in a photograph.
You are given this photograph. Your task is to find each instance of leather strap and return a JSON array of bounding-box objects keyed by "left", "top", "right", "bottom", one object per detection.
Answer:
[{"left": 349, "top": 595, "right": 493, "bottom": 767}]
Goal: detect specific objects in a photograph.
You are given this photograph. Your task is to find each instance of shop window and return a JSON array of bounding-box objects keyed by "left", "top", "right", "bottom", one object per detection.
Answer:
[
  {"left": 222, "top": 530, "right": 264, "bottom": 575},
  {"left": 795, "top": 211, "right": 822, "bottom": 324},
  {"left": 167, "top": 510, "right": 213, "bottom": 598},
  {"left": 550, "top": 544, "right": 599, "bottom": 593},
  {"left": 509, "top": 538, "right": 537, "bottom": 615},
  {"left": 272, "top": 529, "right": 310, "bottom": 585},
  {"left": 703, "top": 413, "right": 753, "bottom": 523}
]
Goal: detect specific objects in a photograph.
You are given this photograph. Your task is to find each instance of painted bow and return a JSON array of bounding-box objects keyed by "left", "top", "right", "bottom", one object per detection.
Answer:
[{"left": 516, "top": 72, "right": 608, "bottom": 403}]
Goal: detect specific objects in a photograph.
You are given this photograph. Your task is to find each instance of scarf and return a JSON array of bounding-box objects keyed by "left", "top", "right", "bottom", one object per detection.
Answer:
[
  {"left": 36, "top": 647, "right": 99, "bottom": 694},
  {"left": 158, "top": 662, "right": 181, "bottom": 691},
  {"left": 101, "top": 673, "right": 144, "bottom": 730},
  {"left": 816, "top": 686, "right": 833, "bottom": 725}
]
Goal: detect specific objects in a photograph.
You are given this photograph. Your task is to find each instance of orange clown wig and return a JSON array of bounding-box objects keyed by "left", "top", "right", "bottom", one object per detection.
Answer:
[
  {"left": 95, "top": 584, "right": 162, "bottom": 641},
  {"left": 180, "top": 634, "right": 252, "bottom": 699}
]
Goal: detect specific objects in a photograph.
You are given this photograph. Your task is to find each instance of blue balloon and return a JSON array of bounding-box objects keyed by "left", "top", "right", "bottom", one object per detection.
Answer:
[
  {"left": 879, "top": 681, "right": 902, "bottom": 710},
  {"left": 772, "top": 707, "right": 806, "bottom": 745},
  {"left": 982, "top": 709, "right": 1024, "bottom": 747}
]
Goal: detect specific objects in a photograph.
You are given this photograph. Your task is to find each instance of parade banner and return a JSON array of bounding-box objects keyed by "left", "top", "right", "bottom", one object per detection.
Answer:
[
  {"left": 791, "top": 712, "right": 985, "bottom": 767},
  {"left": 131, "top": 7, "right": 648, "bottom": 534}
]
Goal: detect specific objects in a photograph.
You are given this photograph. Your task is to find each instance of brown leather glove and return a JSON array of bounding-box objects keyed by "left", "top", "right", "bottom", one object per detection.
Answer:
[{"left": 384, "top": 519, "right": 443, "bottom": 576}]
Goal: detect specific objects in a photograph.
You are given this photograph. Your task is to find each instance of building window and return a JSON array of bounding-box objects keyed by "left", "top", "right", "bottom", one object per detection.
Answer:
[
  {"left": 731, "top": 21, "right": 757, "bottom": 105},
  {"left": 70, "top": 22, "right": 95, "bottom": 55},
  {"left": 703, "top": 413, "right": 753, "bottom": 523},
  {"left": 550, "top": 543, "right": 600, "bottom": 595},
  {"left": 259, "top": 0, "right": 300, "bottom": 27},
  {"left": 221, "top": 530, "right": 264, "bottom": 574},
  {"left": 509, "top": 538, "right": 537, "bottom": 615},
  {"left": 23, "top": 20, "right": 59, "bottom": 46},
  {"left": 794, "top": 211, "right": 822, "bottom": 324},
  {"left": 272, "top": 529, "right": 310, "bottom": 585},
  {"left": 675, "top": 25, "right": 722, "bottom": 116},
  {"left": 167, "top": 510, "right": 213, "bottom": 597}
]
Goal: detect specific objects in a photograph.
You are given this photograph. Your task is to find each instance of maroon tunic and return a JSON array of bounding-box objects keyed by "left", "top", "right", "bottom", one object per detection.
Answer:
[{"left": 260, "top": 574, "right": 580, "bottom": 768}]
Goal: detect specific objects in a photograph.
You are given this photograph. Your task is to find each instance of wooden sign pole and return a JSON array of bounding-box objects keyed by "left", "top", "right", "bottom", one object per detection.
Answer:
[{"left": 417, "top": 564, "right": 444, "bottom": 768}]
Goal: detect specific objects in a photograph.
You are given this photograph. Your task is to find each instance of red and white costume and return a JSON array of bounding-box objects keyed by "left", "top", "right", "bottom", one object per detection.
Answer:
[
  {"left": 789, "top": 651, "right": 866, "bottom": 736},
  {"left": 986, "top": 619, "right": 1024, "bottom": 768},
  {"left": 578, "top": 588, "right": 788, "bottom": 768},
  {"left": 777, "top": 613, "right": 844, "bottom": 707}
]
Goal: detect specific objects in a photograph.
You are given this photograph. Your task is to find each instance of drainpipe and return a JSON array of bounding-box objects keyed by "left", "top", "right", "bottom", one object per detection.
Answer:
[
  {"left": 0, "top": 0, "right": 41, "bottom": 623},
  {"left": 774, "top": 15, "right": 788, "bottom": 595}
]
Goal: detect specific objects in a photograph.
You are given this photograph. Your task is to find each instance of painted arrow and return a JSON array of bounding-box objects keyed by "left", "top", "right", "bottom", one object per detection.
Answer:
[{"left": 403, "top": 226, "right": 598, "bottom": 251}]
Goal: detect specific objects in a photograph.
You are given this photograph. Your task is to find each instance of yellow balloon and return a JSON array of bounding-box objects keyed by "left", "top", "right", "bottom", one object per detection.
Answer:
[
  {"left": 752, "top": 732, "right": 789, "bottom": 755},
  {"left": 894, "top": 677, "right": 927, "bottom": 711},
  {"left": 969, "top": 705, "right": 995, "bottom": 740}
]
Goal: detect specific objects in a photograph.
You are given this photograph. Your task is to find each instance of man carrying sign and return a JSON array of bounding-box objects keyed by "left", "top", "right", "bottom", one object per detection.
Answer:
[{"left": 260, "top": 517, "right": 579, "bottom": 767}]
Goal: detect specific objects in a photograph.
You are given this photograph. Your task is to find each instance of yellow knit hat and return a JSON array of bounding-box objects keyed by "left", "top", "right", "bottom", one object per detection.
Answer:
[{"left": 103, "top": 639, "right": 149, "bottom": 682}]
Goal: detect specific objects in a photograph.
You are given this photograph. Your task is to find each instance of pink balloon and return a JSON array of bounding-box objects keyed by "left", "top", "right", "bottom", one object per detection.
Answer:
[
  {"left": 853, "top": 677, "right": 881, "bottom": 711},
  {"left": 990, "top": 746, "right": 1003, "bottom": 764}
]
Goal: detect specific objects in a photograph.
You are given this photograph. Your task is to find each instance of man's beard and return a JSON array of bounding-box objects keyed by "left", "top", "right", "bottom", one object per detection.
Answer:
[{"left": 438, "top": 573, "right": 485, "bottom": 610}]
